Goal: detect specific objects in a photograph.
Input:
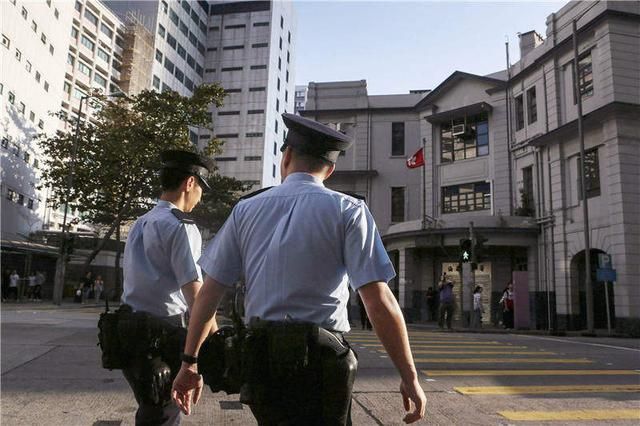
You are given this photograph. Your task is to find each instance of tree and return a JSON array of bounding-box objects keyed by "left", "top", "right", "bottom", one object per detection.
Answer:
[
  {"left": 38, "top": 84, "right": 242, "bottom": 299},
  {"left": 191, "top": 174, "right": 248, "bottom": 234}
]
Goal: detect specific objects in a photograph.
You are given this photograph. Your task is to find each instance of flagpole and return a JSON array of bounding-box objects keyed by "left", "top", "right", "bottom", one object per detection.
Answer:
[{"left": 422, "top": 138, "right": 427, "bottom": 229}]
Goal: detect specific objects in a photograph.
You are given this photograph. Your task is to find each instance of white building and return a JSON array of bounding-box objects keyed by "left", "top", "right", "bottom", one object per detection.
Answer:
[
  {"left": 294, "top": 84, "right": 307, "bottom": 114},
  {"left": 1, "top": 0, "right": 74, "bottom": 240},
  {"left": 205, "top": 0, "right": 297, "bottom": 188}
]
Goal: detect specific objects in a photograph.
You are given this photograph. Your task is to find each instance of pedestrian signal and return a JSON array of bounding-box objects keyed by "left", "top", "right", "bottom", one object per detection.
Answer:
[{"left": 459, "top": 239, "right": 472, "bottom": 263}]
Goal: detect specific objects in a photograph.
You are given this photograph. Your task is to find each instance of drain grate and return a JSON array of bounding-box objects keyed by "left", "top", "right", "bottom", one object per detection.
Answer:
[{"left": 219, "top": 401, "right": 244, "bottom": 410}]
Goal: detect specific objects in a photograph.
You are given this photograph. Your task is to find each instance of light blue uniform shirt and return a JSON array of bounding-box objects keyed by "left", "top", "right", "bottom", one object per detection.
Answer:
[
  {"left": 122, "top": 200, "right": 203, "bottom": 317},
  {"left": 199, "top": 173, "right": 396, "bottom": 332}
]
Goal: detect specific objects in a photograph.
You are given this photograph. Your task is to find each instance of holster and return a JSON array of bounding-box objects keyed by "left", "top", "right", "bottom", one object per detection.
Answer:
[{"left": 199, "top": 325, "right": 242, "bottom": 394}]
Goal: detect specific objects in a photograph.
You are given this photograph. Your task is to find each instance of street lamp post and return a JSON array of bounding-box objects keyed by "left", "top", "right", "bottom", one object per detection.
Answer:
[{"left": 51, "top": 91, "right": 127, "bottom": 305}]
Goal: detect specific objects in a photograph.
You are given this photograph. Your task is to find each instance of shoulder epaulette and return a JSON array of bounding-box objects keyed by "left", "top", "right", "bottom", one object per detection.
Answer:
[
  {"left": 171, "top": 208, "right": 196, "bottom": 225},
  {"left": 336, "top": 190, "right": 367, "bottom": 203},
  {"left": 240, "top": 186, "right": 273, "bottom": 201}
]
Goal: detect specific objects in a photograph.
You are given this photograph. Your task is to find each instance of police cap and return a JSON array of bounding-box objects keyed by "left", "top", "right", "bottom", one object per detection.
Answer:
[
  {"left": 160, "top": 150, "right": 214, "bottom": 191},
  {"left": 281, "top": 113, "right": 353, "bottom": 163}
]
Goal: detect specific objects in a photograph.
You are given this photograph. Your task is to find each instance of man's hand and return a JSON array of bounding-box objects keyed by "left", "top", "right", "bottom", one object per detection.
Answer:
[
  {"left": 400, "top": 378, "right": 426, "bottom": 423},
  {"left": 171, "top": 364, "right": 203, "bottom": 415}
]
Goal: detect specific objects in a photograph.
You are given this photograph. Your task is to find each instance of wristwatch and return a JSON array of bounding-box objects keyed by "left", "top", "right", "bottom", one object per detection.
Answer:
[{"left": 181, "top": 353, "right": 198, "bottom": 364}]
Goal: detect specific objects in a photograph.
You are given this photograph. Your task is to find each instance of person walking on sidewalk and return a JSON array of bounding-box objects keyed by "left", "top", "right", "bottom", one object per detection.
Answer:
[
  {"left": 500, "top": 281, "right": 515, "bottom": 329},
  {"left": 172, "top": 113, "right": 426, "bottom": 424},
  {"left": 471, "top": 286, "right": 484, "bottom": 329},
  {"left": 438, "top": 273, "right": 455, "bottom": 330},
  {"left": 80, "top": 272, "right": 93, "bottom": 304},
  {"left": 120, "top": 149, "right": 215, "bottom": 426},
  {"left": 9, "top": 270, "right": 20, "bottom": 301},
  {"left": 93, "top": 275, "right": 104, "bottom": 303}
]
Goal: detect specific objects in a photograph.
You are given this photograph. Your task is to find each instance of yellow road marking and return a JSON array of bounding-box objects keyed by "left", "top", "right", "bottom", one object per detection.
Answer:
[
  {"left": 362, "top": 344, "right": 530, "bottom": 349},
  {"left": 351, "top": 340, "right": 502, "bottom": 345},
  {"left": 408, "top": 350, "right": 556, "bottom": 355},
  {"left": 415, "top": 358, "right": 592, "bottom": 364},
  {"left": 498, "top": 409, "right": 640, "bottom": 421},
  {"left": 455, "top": 384, "right": 640, "bottom": 395},
  {"left": 423, "top": 369, "right": 640, "bottom": 376}
]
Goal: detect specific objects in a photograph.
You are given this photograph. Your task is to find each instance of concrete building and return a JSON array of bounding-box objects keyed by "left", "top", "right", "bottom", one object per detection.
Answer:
[
  {"left": 205, "top": 0, "right": 296, "bottom": 188},
  {"left": 2, "top": 0, "right": 74, "bottom": 240},
  {"left": 302, "top": 1, "right": 640, "bottom": 332},
  {"left": 294, "top": 84, "right": 307, "bottom": 114}
]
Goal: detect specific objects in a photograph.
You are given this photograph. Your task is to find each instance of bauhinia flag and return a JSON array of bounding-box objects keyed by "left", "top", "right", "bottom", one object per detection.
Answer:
[{"left": 406, "top": 147, "right": 425, "bottom": 168}]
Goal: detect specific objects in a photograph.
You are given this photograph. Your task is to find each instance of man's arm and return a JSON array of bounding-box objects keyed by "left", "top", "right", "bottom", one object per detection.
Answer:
[
  {"left": 359, "top": 281, "right": 426, "bottom": 424},
  {"left": 172, "top": 276, "right": 228, "bottom": 415},
  {"left": 181, "top": 280, "right": 218, "bottom": 335}
]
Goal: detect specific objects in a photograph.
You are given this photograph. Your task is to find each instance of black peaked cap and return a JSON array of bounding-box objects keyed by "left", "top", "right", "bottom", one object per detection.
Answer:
[
  {"left": 281, "top": 113, "right": 354, "bottom": 163},
  {"left": 160, "top": 150, "right": 214, "bottom": 191}
]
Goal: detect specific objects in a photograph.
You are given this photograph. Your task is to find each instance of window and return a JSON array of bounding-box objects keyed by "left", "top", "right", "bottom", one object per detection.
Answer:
[
  {"left": 18, "top": 102, "right": 25, "bottom": 114},
  {"left": 222, "top": 66, "right": 242, "bottom": 72},
  {"left": 223, "top": 45, "right": 244, "bottom": 50},
  {"left": 169, "top": 9, "right": 178, "bottom": 25},
  {"left": 197, "top": 41, "right": 205, "bottom": 55},
  {"left": 84, "top": 10, "right": 98, "bottom": 26},
  {"left": 278, "top": 57, "right": 281, "bottom": 70},
  {"left": 280, "top": 16, "right": 284, "bottom": 28},
  {"left": 199, "top": 21, "right": 207, "bottom": 34},
  {"left": 25, "top": 60, "right": 32, "bottom": 72},
  {"left": 1, "top": 137, "right": 8, "bottom": 149},
  {"left": 38, "top": 120, "right": 44, "bottom": 129},
  {"left": 166, "top": 33, "right": 176, "bottom": 49},
  {"left": 225, "top": 24, "right": 246, "bottom": 29},
  {"left": 442, "top": 181, "right": 491, "bottom": 213},
  {"left": 245, "top": 156, "right": 262, "bottom": 161},
  {"left": 101, "top": 23, "right": 113, "bottom": 38},
  {"left": 81, "top": 35, "right": 95, "bottom": 51},
  {"left": 195, "top": 64, "right": 203, "bottom": 77},
  {"left": 28, "top": 199, "right": 34, "bottom": 209},
  {"left": 161, "top": 1, "right": 168, "bottom": 14},
  {"left": 164, "top": 58, "right": 174, "bottom": 74},
  {"left": 15, "top": 49, "right": 21, "bottom": 61},
  {"left": 0, "top": 83, "right": 3, "bottom": 94},
  {"left": 285, "top": 90, "right": 288, "bottom": 102},
  {"left": 74, "top": 88, "right": 85, "bottom": 99},
  {"left": 153, "top": 75, "right": 160, "bottom": 89},
  {"left": 274, "top": 142, "right": 277, "bottom": 155},
  {"left": 249, "top": 87, "right": 265, "bottom": 92},
  {"left": 279, "top": 37, "right": 282, "bottom": 49},
  {"left": 75, "top": 1, "right": 82, "bottom": 12},
  {"left": 31, "top": 21, "right": 38, "bottom": 32},
  {"left": 186, "top": 54, "right": 195, "bottom": 69},
  {"left": 391, "top": 122, "right": 405, "bottom": 156},
  {"left": 181, "top": 0, "right": 191, "bottom": 13},
  {"left": 157, "top": 24, "right": 165, "bottom": 38},
  {"left": 21, "top": 7, "right": 28, "bottom": 20},
  {"left": 97, "top": 48, "right": 110, "bottom": 63},
  {"left": 287, "top": 51, "right": 290, "bottom": 63},
  {"left": 49, "top": 44, "right": 54, "bottom": 55},
  {"left": 215, "top": 133, "right": 238, "bottom": 138},
  {"left": 246, "top": 132, "right": 263, "bottom": 138},
  {"left": 17, "top": 194, "right": 24, "bottom": 205},
  {"left": 286, "top": 70, "right": 289, "bottom": 82},
  {"left": 209, "top": 26, "right": 220, "bottom": 31},
  {"left": 6, "top": 189, "right": 16, "bottom": 202},
  {"left": 2, "top": 34, "right": 10, "bottom": 49},
  {"left": 29, "top": 111, "right": 35, "bottom": 122},
  {"left": 515, "top": 94, "right": 524, "bottom": 130},
  {"left": 391, "top": 187, "right": 405, "bottom": 222},
  {"left": 71, "top": 27, "right": 79, "bottom": 39},
  {"left": 205, "top": 68, "right": 216, "bottom": 73},
  {"left": 161, "top": 82, "right": 171, "bottom": 92},
  {"left": 578, "top": 148, "right": 600, "bottom": 199},
  {"left": 521, "top": 166, "right": 535, "bottom": 214},
  {"left": 179, "top": 21, "right": 188, "bottom": 36},
  {"left": 250, "top": 64, "right": 267, "bottom": 70},
  {"left": 24, "top": 151, "right": 30, "bottom": 162},
  {"left": 218, "top": 110, "right": 241, "bottom": 116},
  {"left": 94, "top": 73, "right": 107, "bottom": 88},
  {"left": 189, "top": 31, "right": 197, "bottom": 47},
  {"left": 575, "top": 52, "right": 594, "bottom": 101},
  {"left": 216, "top": 157, "right": 237, "bottom": 162},
  {"left": 526, "top": 87, "right": 537, "bottom": 124},
  {"left": 54, "top": 8, "right": 59, "bottom": 19},
  {"left": 207, "top": 47, "right": 217, "bottom": 52},
  {"left": 277, "top": 78, "right": 280, "bottom": 90},
  {"left": 184, "top": 77, "right": 193, "bottom": 91},
  {"left": 440, "top": 112, "right": 489, "bottom": 162},
  {"left": 174, "top": 68, "right": 184, "bottom": 83},
  {"left": 272, "top": 164, "right": 276, "bottom": 178},
  {"left": 68, "top": 53, "right": 75, "bottom": 65},
  {"left": 44, "top": 81, "right": 49, "bottom": 92},
  {"left": 276, "top": 99, "right": 280, "bottom": 112},
  {"left": 177, "top": 44, "right": 186, "bottom": 59},
  {"left": 224, "top": 88, "right": 241, "bottom": 93},
  {"left": 275, "top": 120, "right": 278, "bottom": 134},
  {"left": 253, "top": 22, "right": 269, "bottom": 27},
  {"left": 63, "top": 81, "right": 72, "bottom": 94},
  {"left": 78, "top": 61, "right": 91, "bottom": 76},
  {"left": 155, "top": 49, "right": 163, "bottom": 63},
  {"left": 248, "top": 109, "right": 264, "bottom": 114},
  {"left": 35, "top": 71, "right": 41, "bottom": 82},
  {"left": 252, "top": 42, "right": 268, "bottom": 48},
  {"left": 8, "top": 91, "right": 15, "bottom": 104},
  {"left": 288, "top": 31, "right": 291, "bottom": 43}
]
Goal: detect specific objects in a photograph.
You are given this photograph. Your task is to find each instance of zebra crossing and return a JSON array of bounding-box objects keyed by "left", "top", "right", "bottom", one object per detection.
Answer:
[{"left": 347, "top": 328, "right": 640, "bottom": 423}]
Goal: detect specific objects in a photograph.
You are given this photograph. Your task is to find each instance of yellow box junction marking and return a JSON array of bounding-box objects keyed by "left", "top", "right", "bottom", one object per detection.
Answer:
[
  {"left": 415, "top": 358, "right": 592, "bottom": 364},
  {"left": 408, "top": 350, "right": 556, "bottom": 355},
  {"left": 498, "top": 409, "right": 640, "bottom": 421},
  {"left": 455, "top": 384, "right": 640, "bottom": 395},
  {"left": 424, "top": 369, "right": 640, "bottom": 376}
]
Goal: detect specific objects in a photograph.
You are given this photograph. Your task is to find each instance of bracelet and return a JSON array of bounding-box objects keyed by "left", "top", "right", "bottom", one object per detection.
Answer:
[{"left": 181, "top": 353, "right": 198, "bottom": 364}]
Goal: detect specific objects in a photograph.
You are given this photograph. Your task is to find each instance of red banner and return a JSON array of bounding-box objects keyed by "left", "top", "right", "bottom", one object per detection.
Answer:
[{"left": 406, "top": 147, "right": 425, "bottom": 168}]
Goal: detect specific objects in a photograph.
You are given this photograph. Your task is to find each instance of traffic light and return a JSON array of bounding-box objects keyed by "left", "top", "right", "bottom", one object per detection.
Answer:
[
  {"left": 474, "top": 235, "right": 487, "bottom": 264},
  {"left": 459, "top": 238, "right": 472, "bottom": 264}
]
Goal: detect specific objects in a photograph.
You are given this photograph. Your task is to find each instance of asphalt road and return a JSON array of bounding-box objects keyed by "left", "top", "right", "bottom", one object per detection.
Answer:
[{"left": 1, "top": 303, "right": 639, "bottom": 425}]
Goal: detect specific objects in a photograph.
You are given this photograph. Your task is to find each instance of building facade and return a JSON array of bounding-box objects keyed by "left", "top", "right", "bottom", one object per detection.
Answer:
[
  {"left": 294, "top": 84, "right": 307, "bottom": 114},
  {"left": 302, "top": 1, "right": 640, "bottom": 332}
]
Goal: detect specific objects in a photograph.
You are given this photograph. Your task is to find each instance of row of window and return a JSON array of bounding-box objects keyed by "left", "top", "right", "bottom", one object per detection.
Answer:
[
  {"left": 155, "top": 32, "right": 204, "bottom": 78},
  {"left": 161, "top": 0, "right": 208, "bottom": 37},
  {"left": 5, "top": 188, "right": 36, "bottom": 210},
  {"left": 1, "top": 85, "right": 46, "bottom": 130},
  {"left": 1, "top": 137, "right": 40, "bottom": 170},
  {"left": 160, "top": 5, "right": 206, "bottom": 56}
]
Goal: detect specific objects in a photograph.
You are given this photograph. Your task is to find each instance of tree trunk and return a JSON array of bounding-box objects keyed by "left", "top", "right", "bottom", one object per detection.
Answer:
[
  {"left": 114, "top": 219, "right": 122, "bottom": 300},
  {"left": 82, "top": 219, "right": 119, "bottom": 275}
]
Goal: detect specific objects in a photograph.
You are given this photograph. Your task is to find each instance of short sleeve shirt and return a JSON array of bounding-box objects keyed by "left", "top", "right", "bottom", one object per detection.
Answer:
[
  {"left": 199, "top": 173, "right": 395, "bottom": 332},
  {"left": 121, "top": 200, "right": 202, "bottom": 317}
]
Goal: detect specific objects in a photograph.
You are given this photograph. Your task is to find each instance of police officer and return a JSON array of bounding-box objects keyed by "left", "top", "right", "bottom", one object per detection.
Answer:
[
  {"left": 121, "top": 149, "right": 214, "bottom": 425},
  {"left": 172, "top": 114, "right": 426, "bottom": 424}
]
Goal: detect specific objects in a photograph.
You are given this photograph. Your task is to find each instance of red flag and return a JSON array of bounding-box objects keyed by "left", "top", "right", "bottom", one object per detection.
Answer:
[{"left": 406, "top": 147, "right": 425, "bottom": 168}]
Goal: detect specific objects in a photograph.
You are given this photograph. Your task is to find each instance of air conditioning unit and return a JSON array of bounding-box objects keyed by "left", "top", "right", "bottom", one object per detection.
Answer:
[{"left": 452, "top": 124, "right": 466, "bottom": 136}]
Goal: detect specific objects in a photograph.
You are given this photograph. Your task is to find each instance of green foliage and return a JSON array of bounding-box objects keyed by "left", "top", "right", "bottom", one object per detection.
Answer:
[
  {"left": 191, "top": 174, "right": 249, "bottom": 232},
  {"left": 38, "top": 84, "right": 239, "bottom": 236}
]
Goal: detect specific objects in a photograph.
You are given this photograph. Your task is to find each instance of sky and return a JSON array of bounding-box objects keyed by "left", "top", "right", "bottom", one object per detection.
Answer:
[{"left": 294, "top": 0, "right": 569, "bottom": 95}]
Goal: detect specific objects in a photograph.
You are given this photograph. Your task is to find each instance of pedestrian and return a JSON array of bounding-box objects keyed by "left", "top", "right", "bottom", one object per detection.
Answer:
[
  {"left": 80, "top": 272, "right": 93, "bottom": 304},
  {"left": 425, "top": 286, "right": 437, "bottom": 321},
  {"left": 2, "top": 269, "right": 12, "bottom": 302},
  {"left": 34, "top": 271, "right": 44, "bottom": 301},
  {"left": 357, "top": 292, "right": 372, "bottom": 330},
  {"left": 27, "top": 273, "right": 37, "bottom": 301},
  {"left": 172, "top": 113, "right": 426, "bottom": 424},
  {"left": 471, "top": 286, "right": 484, "bottom": 329},
  {"left": 438, "top": 273, "right": 455, "bottom": 330},
  {"left": 93, "top": 275, "right": 104, "bottom": 303},
  {"left": 120, "top": 149, "right": 214, "bottom": 425},
  {"left": 500, "top": 281, "right": 514, "bottom": 329},
  {"left": 9, "top": 270, "right": 20, "bottom": 301}
]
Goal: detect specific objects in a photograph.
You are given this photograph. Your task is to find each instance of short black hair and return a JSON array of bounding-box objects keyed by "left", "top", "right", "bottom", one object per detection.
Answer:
[{"left": 160, "top": 167, "right": 193, "bottom": 191}]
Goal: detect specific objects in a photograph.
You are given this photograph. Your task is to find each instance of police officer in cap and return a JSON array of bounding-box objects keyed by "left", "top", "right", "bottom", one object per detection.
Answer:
[
  {"left": 172, "top": 114, "right": 426, "bottom": 424},
  {"left": 121, "top": 149, "right": 215, "bottom": 425}
]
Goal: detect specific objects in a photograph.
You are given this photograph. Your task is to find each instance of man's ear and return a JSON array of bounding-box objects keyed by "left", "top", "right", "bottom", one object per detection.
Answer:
[
  {"left": 323, "top": 163, "right": 336, "bottom": 180},
  {"left": 183, "top": 175, "right": 197, "bottom": 192}
]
